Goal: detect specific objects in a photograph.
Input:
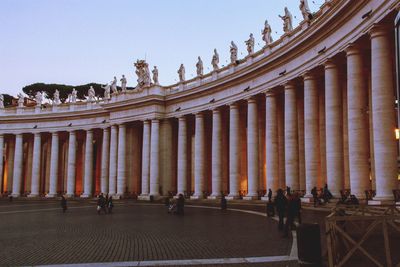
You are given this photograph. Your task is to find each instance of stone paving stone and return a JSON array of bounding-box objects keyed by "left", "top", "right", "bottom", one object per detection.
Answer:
[{"left": 0, "top": 200, "right": 293, "bottom": 266}]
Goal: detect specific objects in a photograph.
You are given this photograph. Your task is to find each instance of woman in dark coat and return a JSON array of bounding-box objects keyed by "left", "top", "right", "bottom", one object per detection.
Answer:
[
  {"left": 274, "top": 189, "right": 287, "bottom": 231},
  {"left": 61, "top": 195, "right": 67, "bottom": 213}
]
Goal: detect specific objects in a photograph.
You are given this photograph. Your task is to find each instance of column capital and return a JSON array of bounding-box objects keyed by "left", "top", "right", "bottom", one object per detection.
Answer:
[
  {"left": 151, "top": 118, "right": 160, "bottom": 123},
  {"left": 283, "top": 81, "right": 296, "bottom": 90},
  {"left": 102, "top": 127, "right": 109, "bottom": 132},
  {"left": 195, "top": 112, "right": 204, "bottom": 118},
  {"left": 264, "top": 89, "right": 276, "bottom": 97},
  {"left": 212, "top": 108, "right": 221, "bottom": 114},
  {"left": 369, "top": 23, "right": 391, "bottom": 39},
  {"left": 85, "top": 129, "right": 94, "bottom": 134},
  {"left": 143, "top": 119, "right": 151, "bottom": 125},
  {"left": 118, "top": 123, "right": 126, "bottom": 129},
  {"left": 303, "top": 70, "right": 316, "bottom": 81},
  {"left": 177, "top": 115, "right": 186, "bottom": 121},
  {"left": 344, "top": 43, "right": 363, "bottom": 56},
  {"left": 50, "top": 131, "right": 59, "bottom": 136},
  {"left": 229, "top": 102, "right": 239, "bottom": 109},
  {"left": 324, "top": 58, "right": 338, "bottom": 70},
  {"left": 245, "top": 96, "right": 257, "bottom": 103}
]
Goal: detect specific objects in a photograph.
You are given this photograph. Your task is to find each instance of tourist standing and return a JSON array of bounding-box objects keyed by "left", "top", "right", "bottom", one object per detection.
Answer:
[
  {"left": 311, "top": 186, "right": 318, "bottom": 207},
  {"left": 220, "top": 195, "right": 227, "bottom": 211},
  {"left": 267, "top": 189, "right": 273, "bottom": 202},
  {"left": 275, "top": 189, "right": 287, "bottom": 231},
  {"left": 176, "top": 194, "right": 185, "bottom": 215},
  {"left": 61, "top": 195, "right": 67, "bottom": 213},
  {"left": 108, "top": 196, "right": 114, "bottom": 213}
]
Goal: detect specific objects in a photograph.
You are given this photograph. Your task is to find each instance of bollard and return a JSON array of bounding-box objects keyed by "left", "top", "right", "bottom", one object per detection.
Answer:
[{"left": 296, "top": 223, "right": 322, "bottom": 267}]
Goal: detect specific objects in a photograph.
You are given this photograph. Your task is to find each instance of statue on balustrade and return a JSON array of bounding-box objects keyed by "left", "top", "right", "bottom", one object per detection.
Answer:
[
  {"left": 53, "top": 89, "right": 61, "bottom": 105},
  {"left": 134, "top": 59, "right": 151, "bottom": 89},
  {"left": 262, "top": 20, "right": 273, "bottom": 45},
  {"left": 120, "top": 75, "right": 127, "bottom": 92},
  {"left": 111, "top": 76, "right": 118, "bottom": 94},
  {"left": 88, "top": 86, "right": 96, "bottom": 102},
  {"left": 71, "top": 88, "right": 77, "bottom": 103},
  {"left": 35, "top": 91, "right": 42, "bottom": 107},
  {"left": 0, "top": 94, "right": 4, "bottom": 108},
  {"left": 196, "top": 56, "right": 203, "bottom": 77},
  {"left": 178, "top": 64, "right": 185, "bottom": 82},
  {"left": 18, "top": 93, "right": 24, "bottom": 107},
  {"left": 300, "top": 0, "right": 312, "bottom": 21},
  {"left": 152, "top": 66, "right": 159, "bottom": 85},
  {"left": 102, "top": 83, "right": 111, "bottom": 100},
  {"left": 211, "top": 49, "right": 219, "bottom": 71},
  {"left": 230, "top": 41, "right": 238, "bottom": 64},
  {"left": 245, "top": 33, "right": 255, "bottom": 55},
  {"left": 279, "top": 7, "right": 293, "bottom": 33}
]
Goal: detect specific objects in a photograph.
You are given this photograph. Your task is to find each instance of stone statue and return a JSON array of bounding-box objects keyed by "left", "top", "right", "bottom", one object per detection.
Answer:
[
  {"left": 262, "top": 20, "right": 273, "bottom": 45},
  {"left": 211, "top": 49, "right": 219, "bottom": 71},
  {"left": 178, "top": 64, "right": 185, "bottom": 82},
  {"left": 0, "top": 94, "right": 4, "bottom": 108},
  {"left": 279, "top": 7, "right": 293, "bottom": 33},
  {"left": 102, "top": 83, "right": 111, "bottom": 99},
  {"left": 120, "top": 75, "right": 127, "bottom": 92},
  {"left": 35, "top": 91, "right": 42, "bottom": 106},
  {"left": 245, "top": 33, "right": 255, "bottom": 55},
  {"left": 134, "top": 60, "right": 151, "bottom": 89},
  {"left": 230, "top": 41, "right": 238, "bottom": 64},
  {"left": 88, "top": 86, "right": 96, "bottom": 102},
  {"left": 71, "top": 88, "right": 77, "bottom": 103},
  {"left": 54, "top": 89, "right": 60, "bottom": 105},
  {"left": 300, "top": 0, "right": 312, "bottom": 21},
  {"left": 111, "top": 76, "right": 118, "bottom": 94},
  {"left": 18, "top": 93, "right": 24, "bottom": 107},
  {"left": 196, "top": 56, "right": 203, "bottom": 77},
  {"left": 152, "top": 66, "right": 159, "bottom": 85}
]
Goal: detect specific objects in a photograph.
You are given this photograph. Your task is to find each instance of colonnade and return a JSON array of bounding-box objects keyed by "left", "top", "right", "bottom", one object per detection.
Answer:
[{"left": 0, "top": 24, "right": 398, "bottom": 202}]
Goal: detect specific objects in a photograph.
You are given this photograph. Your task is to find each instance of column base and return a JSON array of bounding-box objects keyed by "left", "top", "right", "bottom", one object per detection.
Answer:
[
  {"left": 243, "top": 195, "right": 258, "bottom": 200},
  {"left": 65, "top": 194, "right": 75, "bottom": 198},
  {"left": 138, "top": 195, "right": 151, "bottom": 201},
  {"left": 226, "top": 195, "right": 240, "bottom": 200},
  {"left": 368, "top": 199, "right": 395, "bottom": 205},
  {"left": 45, "top": 193, "right": 57, "bottom": 198},
  {"left": 261, "top": 196, "right": 270, "bottom": 201},
  {"left": 190, "top": 195, "right": 204, "bottom": 200},
  {"left": 11, "top": 193, "right": 20, "bottom": 198},
  {"left": 80, "top": 194, "right": 92, "bottom": 198},
  {"left": 207, "top": 195, "right": 222, "bottom": 200},
  {"left": 301, "top": 197, "right": 313, "bottom": 203},
  {"left": 27, "top": 194, "right": 39, "bottom": 198}
]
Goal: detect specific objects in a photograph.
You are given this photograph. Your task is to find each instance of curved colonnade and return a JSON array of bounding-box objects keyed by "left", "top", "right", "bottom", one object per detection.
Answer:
[{"left": 0, "top": 0, "right": 399, "bottom": 202}]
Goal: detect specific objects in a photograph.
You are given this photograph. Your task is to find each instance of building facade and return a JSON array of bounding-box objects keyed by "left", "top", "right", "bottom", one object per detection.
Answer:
[{"left": 0, "top": 0, "right": 399, "bottom": 202}]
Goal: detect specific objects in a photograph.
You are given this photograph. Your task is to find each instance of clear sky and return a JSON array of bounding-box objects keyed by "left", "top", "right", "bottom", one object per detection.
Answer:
[{"left": 0, "top": 0, "right": 324, "bottom": 97}]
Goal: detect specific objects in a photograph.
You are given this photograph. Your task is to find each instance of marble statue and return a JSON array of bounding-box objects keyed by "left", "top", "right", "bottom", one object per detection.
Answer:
[
  {"left": 0, "top": 94, "right": 4, "bottom": 108},
  {"left": 18, "top": 93, "right": 24, "bottom": 107},
  {"left": 211, "top": 49, "right": 219, "bottom": 71},
  {"left": 196, "top": 56, "right": 204, "bottom": 77},
  {"left": 134, "top": 60, "right": 151, "bottom": 89},
  {"left": 300, "top": 0, "right": 312, "bottom": 21},
  {"left": 35, "top": 91, "right": 42, "bottom": 106},
  {"left": 54, "top": 89, "right": 60, "bottom": 105},
  {"left": 245, "top": 33, "right": 255, "bottom": 55},
  {"left": 279, "top": 7, "right": 293, "bottom": 33},
  {"left": 88, "top": 86, "right": 96, "bottom": 102},
  {"left": 152, "top": 66, "right": 159, "bottom": 85},
  {"left": 178, "top": 64, "right": 185, "bottom": 82},
  {"left": 111, "top": 76, "right": 118, "bottom": 94},
  {"left": 230, "top": 41, "right": 238, "bottom": 64},
  {"left": 71, "top": 88, "right": 77, "bottom": 103},
  {"left": 262, "top": 20, "right": 273, "bottom": 45},
  {"left": 120, "top": 75, "right": 127, "bottom": 92},
  {"left": 102, "top": 83, "right": 111, "bottom": 99}
]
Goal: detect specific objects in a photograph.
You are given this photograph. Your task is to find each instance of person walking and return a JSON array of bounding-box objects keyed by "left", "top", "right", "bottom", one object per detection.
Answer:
[
  {"left": 267, "top": 189, "right": 273, "bottom": 202},
  {"left": 61, "top": 195, "right": 67, "bottom": 213},
  {"left": 176, "top": 193, "right": 185, "bottom": 215},
  {"left": 108, "top": 196, "right": 114, "bottom": 213},
  {"left": 275, "top": 189, "right": 287, "bottom": 231},
  {"left": 105, "top": 194, "right": 109, "bottom": 213},
  {"left": 220, "top": 195, "right": 227, "bottom": 211},
  {"left": 97, "top": 194, "right": 106, "bottom": 214},
  {"left": 311, "top": 186, "right": 319, "bottom": 207}
]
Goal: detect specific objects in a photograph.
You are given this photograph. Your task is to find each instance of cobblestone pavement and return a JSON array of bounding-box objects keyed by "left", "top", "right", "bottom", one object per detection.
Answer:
[{"left": 0, "top": 200, "right": 296, "bottom": 267}]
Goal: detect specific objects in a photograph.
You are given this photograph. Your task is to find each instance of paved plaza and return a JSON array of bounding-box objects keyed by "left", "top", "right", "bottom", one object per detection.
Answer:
[{"left": 0, "top": 200, "right": 298, "bottom": 267}]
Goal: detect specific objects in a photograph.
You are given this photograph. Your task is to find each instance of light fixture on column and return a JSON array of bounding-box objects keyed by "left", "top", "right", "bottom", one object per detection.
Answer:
[
  {"left": 395, "top": 128, "right": 399, "bottom": 140},
  {"left": 318, "top": 46, "right": 326, "bottom": 54},
  {"left": 279, "top": 69, "right": 286, "bottom": 76},
  {"left": 243, "top": 86, "right": 250, "bottom": 92},
  {"left": 209, "top": 98, "right": 215, "bottom": 103},
  {"left": 68, "top": 123, "right": 72, "bottom": 127},
  {"left": 102, "top": 120, "right": 106, "bottom": 123},
  {"left": 361, "top": 9, "right": 372, "bottom": 19},
  {"left": 175, "top": 107, "right": 181, "bottom": 112},
  {"left": 33, "top": 125, "right": 37, "bottom": 129}
]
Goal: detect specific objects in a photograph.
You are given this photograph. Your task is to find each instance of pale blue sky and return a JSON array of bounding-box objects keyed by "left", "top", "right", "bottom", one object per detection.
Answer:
[{"left": 0, "top": 0, "right": 324, "bottom": 96}]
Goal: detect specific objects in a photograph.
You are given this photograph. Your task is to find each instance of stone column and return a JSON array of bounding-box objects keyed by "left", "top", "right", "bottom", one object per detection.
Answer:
[
  {"left": 47, "top": 132, "right": 59, "bottom": 197},
  {"left": 176, "top": 116, "right": 187, "bottom": 196},
  {"left": 209, "top": 109, "right": 222, "bottom": 198},
  {"left": 325, "top": 60, "right": 344, "bottom": 197},
  {"left": 265, "top": 91, "right": 279, "bottom": 195},
  {"left": 109, "top": 125, "right": 118, "bottom": 196},
  {"left": 12, "top": 134, "right": 23, "bottom": 197},
  {"left": 346, "top": 44, "right": 370, "bottom": 199},
  {"left": 228, "top": 103, "right": 240, "bottom": 199},
  {"left": 149, "top": 119, "right": 160, "bottom": 197},
  {"left": 284, "top": 82, "right": 299, "bottom": 191},
  {"left": 304, "top": 72, "right": 320, "bottom": 197},
  {"left": 29, "top": 133, "right": 41, "bottom": 197},
  {"left": 100, "top": 127, "right": 110, "bottom": 194},
  {"left": 245, "top": 97, "right": 259, "bottom": 199},
  {"left": 117, "top": 124, "right": 126, "bottom": 197},
  {"left": 140, "top": 120, "right": 151, "bottom": 198},
  {"left": 0, "top": 135, "right": 3, "bottom": 195},
  {"left": 192, "top": 113, "right": 205, "bottom": 199},
  {"left": 370, "top": 25, "right": 398, "bottom": 201},
  {"left": 66, "top": 131, "right": 76, "bottom": 197},
  {"left": 82, "top": 129, "right": 93, "bottom": 198}
]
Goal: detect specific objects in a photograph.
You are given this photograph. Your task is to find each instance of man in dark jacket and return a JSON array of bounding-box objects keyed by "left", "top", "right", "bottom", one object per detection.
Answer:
[{"left": 275, "top": 189, "right": 287, "bottom": 231}]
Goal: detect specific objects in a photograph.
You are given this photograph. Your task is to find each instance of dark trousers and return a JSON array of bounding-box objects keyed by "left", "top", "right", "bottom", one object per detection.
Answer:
[{"left": 278, "top": 211, "right": 285, "bottom": 230}]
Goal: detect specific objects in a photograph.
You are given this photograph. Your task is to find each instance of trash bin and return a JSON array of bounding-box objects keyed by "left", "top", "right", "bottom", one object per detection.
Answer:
[{"left": 296, "top": 223, "right": 322, "bottom": 267}]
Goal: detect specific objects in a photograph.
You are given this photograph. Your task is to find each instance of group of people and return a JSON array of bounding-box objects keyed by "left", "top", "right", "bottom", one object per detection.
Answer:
[
  {"left": 311, "top": 184, "right": 333, "bottom": 207},
  {"left": 274, "top": 189, "right": 302, "bottom": 238},
  {"left": 97, "top": 193, "right": 114, "bottom": 214},
  {"left": 165, "top": 194, "right": 185, "bottom": 215}
]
